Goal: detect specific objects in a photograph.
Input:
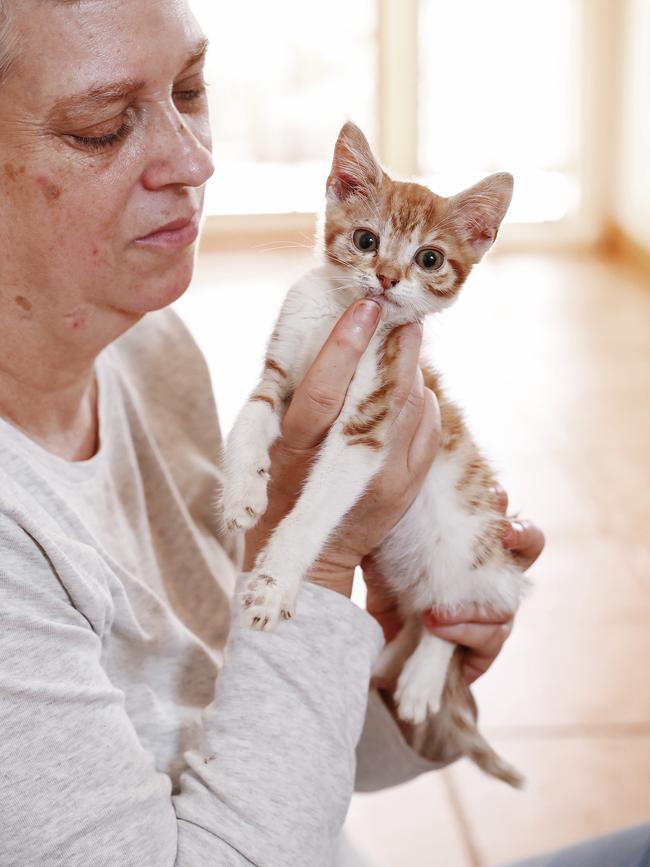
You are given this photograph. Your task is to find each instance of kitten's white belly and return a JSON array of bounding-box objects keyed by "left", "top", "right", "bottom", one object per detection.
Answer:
[{"left": 375, "top": 450, "right": 525, "bottom": 616}]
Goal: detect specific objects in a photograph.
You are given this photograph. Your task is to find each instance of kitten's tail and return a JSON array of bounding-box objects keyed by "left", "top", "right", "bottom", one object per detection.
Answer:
[{"left": 443, "top": 651, "right": 524, "bottom": 789}]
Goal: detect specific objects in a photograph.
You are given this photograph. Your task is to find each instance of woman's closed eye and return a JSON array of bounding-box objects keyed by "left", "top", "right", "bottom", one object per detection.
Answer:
[
  {"left": 67, "top": 109, "right": 136, "bottom": 152},
  {"left": 67, "top": 77, "right": 208, "bottom": 152}
]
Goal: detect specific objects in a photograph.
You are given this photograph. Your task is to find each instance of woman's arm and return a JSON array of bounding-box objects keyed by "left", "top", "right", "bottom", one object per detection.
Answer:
[{"left": 0, "top": 511, "right": 386, "bottom": 867}]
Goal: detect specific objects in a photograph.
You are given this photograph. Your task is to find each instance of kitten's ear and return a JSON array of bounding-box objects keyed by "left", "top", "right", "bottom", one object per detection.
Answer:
[
  {"left": 450, "top": 172, "right": 514, "bottom": 261},
  {"left": 326, "top": 122, "right": 383, "bottom": 202}
]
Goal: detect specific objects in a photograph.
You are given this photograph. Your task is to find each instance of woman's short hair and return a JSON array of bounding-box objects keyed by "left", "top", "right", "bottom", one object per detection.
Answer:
[{"left": 0, "top": 1, "right": 17, "bottom": 85}]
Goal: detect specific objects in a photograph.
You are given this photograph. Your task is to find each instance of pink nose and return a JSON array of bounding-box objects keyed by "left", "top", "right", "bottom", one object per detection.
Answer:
[{"left": 377, "top": 273, "right": 399, "bottom": 292}]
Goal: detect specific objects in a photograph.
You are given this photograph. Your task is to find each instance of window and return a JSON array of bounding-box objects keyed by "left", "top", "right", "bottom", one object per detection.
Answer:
[
  {"left": 191, "top": 0, "right": 583, "bottom": 231},
  {"left": 191, "top": 1, "right": 377, "bottom": 216},
  {"left": 418, "top": 0, "right": 580, "bottom": 223}
]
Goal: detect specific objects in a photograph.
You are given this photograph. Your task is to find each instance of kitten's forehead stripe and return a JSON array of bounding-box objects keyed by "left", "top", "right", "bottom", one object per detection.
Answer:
[{"left": 384, "top": 181, "right": 449, "bottom": 240}]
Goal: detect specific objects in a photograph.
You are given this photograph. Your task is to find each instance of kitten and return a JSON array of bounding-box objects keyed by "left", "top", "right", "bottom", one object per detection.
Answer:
[{"left": 222, "top": 121, "right": 530, "bottom": 787}]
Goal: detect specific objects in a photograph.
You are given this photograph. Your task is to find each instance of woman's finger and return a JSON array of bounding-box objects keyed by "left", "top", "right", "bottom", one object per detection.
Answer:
[
  {"left": 405, "top": 386, "right": 441, "bottom": 477},
  {"left": 502, "top": 520, "right": 546, "bottom": 570},
  {"left": 381, "top": 322, "right": 424, "bottom": 426},
  {"left": 424, "top": 620, "right": 512, "bottom": 650},
  {"left": 424, "top": 620, "right": 513, "bottom": 684},
  {"left": 383, "top": 367, "right": 425, "bottom": 461},
  {"left": 281, "top": 299, "right": 381, "bottom": 449},
  {"left": 422, "top": 603, "right": 511, "bottom": 628}
]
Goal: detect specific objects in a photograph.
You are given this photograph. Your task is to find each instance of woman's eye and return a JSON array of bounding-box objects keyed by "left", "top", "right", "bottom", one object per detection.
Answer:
[
  {"left": 415, "top": 248, "right": 445, "bottom": 271},
  {"left": 70, "top": 125, "right": 130, "bottom": 152},
  {"left": 173, "top": 80, "right": 208, "bottom": 111},
  {"left": 68, "top": 112, "right": 134, "bottom": 152},
  {"left": 353, "top": 229, "right": 379, "bottom": 252}
]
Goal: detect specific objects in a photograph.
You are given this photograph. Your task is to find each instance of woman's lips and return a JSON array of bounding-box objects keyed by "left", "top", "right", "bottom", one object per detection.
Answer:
[{"left": 134, "top": 215, "right": 199, "bottom": 249}]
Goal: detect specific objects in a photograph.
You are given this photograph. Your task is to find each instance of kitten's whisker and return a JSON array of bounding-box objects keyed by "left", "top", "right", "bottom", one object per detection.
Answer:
[{"left": 248, "top": 241, "right": 314, "bottom": 253}]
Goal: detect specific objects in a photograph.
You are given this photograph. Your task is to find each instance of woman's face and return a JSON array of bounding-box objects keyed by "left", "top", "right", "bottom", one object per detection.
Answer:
[{"left": 0, "top": 0, "right": 214, "bottom": 322}]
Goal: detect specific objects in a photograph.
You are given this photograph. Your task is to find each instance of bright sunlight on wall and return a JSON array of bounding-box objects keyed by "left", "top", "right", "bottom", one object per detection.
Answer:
[{"left": 418, "top": 0, "right": 580, "bottom": 223}]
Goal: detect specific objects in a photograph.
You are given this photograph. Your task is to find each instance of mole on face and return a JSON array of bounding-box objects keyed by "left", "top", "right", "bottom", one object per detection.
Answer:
[
  {"left": 35, "top": 175, "right": 62, "bottom": 201},
  {"left": 14, "top": 295, "right": 33, "bottom": 312},
  {"left": 63, "top": 307, "right": 90, "bottom": 330},
  {"left": 3, "top": 164, "right": 26, "bottom": 181}
]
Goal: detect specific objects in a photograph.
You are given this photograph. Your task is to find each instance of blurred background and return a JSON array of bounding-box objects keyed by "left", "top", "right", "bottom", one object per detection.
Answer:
[{"left": 176, "top": 1, "right": 650, "bottom": 864}]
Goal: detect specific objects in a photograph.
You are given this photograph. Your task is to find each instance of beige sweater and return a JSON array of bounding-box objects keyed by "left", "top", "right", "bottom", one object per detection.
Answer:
[{"left": 0, "top": 309, "right": 448, "bottom": 867}]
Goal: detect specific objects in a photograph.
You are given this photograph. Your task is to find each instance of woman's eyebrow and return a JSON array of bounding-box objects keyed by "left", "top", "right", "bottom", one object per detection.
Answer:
[
  {"left": 46, "top": 37, "right": 209, "bottom": 121},
  {"left": 179, "top": 36, "right": 209, "bottom": 75},
  {"left": 47, "top": 79, "right": 146, "bottom": 120}
]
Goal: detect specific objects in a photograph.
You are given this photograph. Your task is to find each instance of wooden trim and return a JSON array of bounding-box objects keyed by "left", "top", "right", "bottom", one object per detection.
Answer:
[
  {"left": 377, "top": 0, "right": 419, "bottom": 176},
  {"left": 198, "top": 210, "right": 603, "bottom": 255},
  {"left": 198, "top": 212, "right": 318, "bottom": 253},
  {"left": 601, "top": 222, "right": 650, "bottom": 277},
  {"left": 578, "top": 0, "right": 627, "bottom": 235}
]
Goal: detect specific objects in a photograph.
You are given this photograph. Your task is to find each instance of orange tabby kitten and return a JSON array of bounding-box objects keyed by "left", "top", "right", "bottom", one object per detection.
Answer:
[{"left": 222, "top": 122, "right": 529, "bottom": 787}]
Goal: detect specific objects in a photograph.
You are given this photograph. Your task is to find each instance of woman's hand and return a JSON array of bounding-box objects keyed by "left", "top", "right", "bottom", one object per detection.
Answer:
[
  {"left": 243, "top": 299, "right": 442, "bottom": 598},
  {"left": 365, "top": 483, "right": 545, "bottom": 684}
]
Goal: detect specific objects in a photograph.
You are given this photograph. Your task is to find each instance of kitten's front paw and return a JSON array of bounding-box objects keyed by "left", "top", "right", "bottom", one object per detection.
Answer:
[
  {"left": 395, "top": 660, "right": 446, "bottom": 725},
  {"left": 240, "top": 573, "right": 297, "bottom": 630},
  {"left": 222, "top": 465, "right": 270, "bottom": 534}
]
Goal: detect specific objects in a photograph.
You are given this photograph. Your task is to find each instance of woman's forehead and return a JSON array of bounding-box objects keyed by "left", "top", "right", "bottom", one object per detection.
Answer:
[{"left": 5, "top": 0, "right": 204, "bottom": 105}]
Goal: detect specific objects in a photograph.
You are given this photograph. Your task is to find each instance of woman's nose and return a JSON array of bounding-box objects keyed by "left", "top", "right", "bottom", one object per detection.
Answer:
[{"left": 141, "top": 110, "right": 215, "bottom": 191}]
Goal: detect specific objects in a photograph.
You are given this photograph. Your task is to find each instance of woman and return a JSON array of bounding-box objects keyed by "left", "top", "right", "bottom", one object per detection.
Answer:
[{"left": 0, "top": 0, "right": 544, "bottom": 864}]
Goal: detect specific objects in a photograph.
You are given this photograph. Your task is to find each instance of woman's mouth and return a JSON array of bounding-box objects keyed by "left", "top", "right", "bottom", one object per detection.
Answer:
[{"left": 134, "top": 215, "right": 199, "bottom": 249}]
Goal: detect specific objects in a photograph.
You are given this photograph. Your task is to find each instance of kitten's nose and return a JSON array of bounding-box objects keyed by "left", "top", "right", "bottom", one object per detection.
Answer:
[{"left": 377, "top": 272, "right": 400, "bottom": 292}]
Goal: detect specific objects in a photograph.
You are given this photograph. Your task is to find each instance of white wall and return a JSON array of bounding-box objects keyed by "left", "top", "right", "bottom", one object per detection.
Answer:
[{"left": 614, "top": 0, "right": 650, "bottom": 251}]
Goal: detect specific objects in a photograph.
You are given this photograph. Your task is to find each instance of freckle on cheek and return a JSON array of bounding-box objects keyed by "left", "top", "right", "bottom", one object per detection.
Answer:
[
  {"left": 14, "top": 295, "right": 33, "bottom": 311},
  {"left": 35, "top": 175, "right": 62, "bottom": 201},
  {"left": 4, "top": 163, "right": 17, "bottom": 182}
]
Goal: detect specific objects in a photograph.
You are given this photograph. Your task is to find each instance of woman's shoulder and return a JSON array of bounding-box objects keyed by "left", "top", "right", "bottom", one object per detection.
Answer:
[
  {"left": 108, "top": 307, "right": 222, "bottom": 446},
  {"left": 0, "top": 500, "right": 113, "bottom": 636}
]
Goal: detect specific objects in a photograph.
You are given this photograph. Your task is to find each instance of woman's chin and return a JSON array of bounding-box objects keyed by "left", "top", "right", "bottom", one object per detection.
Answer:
[{"left": 129, "top": 258, "right": 196, "bottom": 314}]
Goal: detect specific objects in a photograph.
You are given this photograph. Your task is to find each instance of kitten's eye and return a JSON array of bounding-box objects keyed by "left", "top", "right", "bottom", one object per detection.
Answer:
[
  {"left": 415, "top": 248, "right": 445, "bottom": 271},
  {"left": 353, "top": 229, "right": 379, "bottom": 253}
]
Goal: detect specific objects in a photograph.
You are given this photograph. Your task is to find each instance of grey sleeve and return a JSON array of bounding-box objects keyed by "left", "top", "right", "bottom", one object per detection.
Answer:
[
  {"left": 0, "top": 545, "right": 384, "bottom": 867},
  {"left": 354, "top": 690, "right": 450, "bottom": 792}
]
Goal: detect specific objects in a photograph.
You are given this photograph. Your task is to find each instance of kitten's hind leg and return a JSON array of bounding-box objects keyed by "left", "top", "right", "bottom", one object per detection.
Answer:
[
  {"left": 395, "top": 630, "right": 456, "bottom": 725},
  {"left": 371, "top": 616, "right": 422, "bottom": 689}
]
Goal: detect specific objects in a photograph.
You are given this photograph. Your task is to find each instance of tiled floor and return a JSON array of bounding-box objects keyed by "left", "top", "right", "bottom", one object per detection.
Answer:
[{"left": 175, "top": 248, "right": 650, "bottom": 866}]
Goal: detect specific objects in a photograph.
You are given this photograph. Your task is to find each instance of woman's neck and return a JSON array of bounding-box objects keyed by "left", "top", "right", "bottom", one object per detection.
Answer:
[
  {"left": 0, "top": 365, "right": 100, "bottom": 461},
  {"left": 0, "top": 294, "right": 142, "bottom": 461}
]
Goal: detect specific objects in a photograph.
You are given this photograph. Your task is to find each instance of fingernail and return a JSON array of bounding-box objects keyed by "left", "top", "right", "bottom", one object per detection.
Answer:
[
  {"left": 422, "top": 613, "right": 438, "bottom": 629},
  {"left": 422, "top": 608, "right": 448, "bottom": 627},
  {"left": 353, "top": 300, "right": 381, "bottom": 328},
  {"left": 502, "top": 520, "right": 524, "bottom": 547}
]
